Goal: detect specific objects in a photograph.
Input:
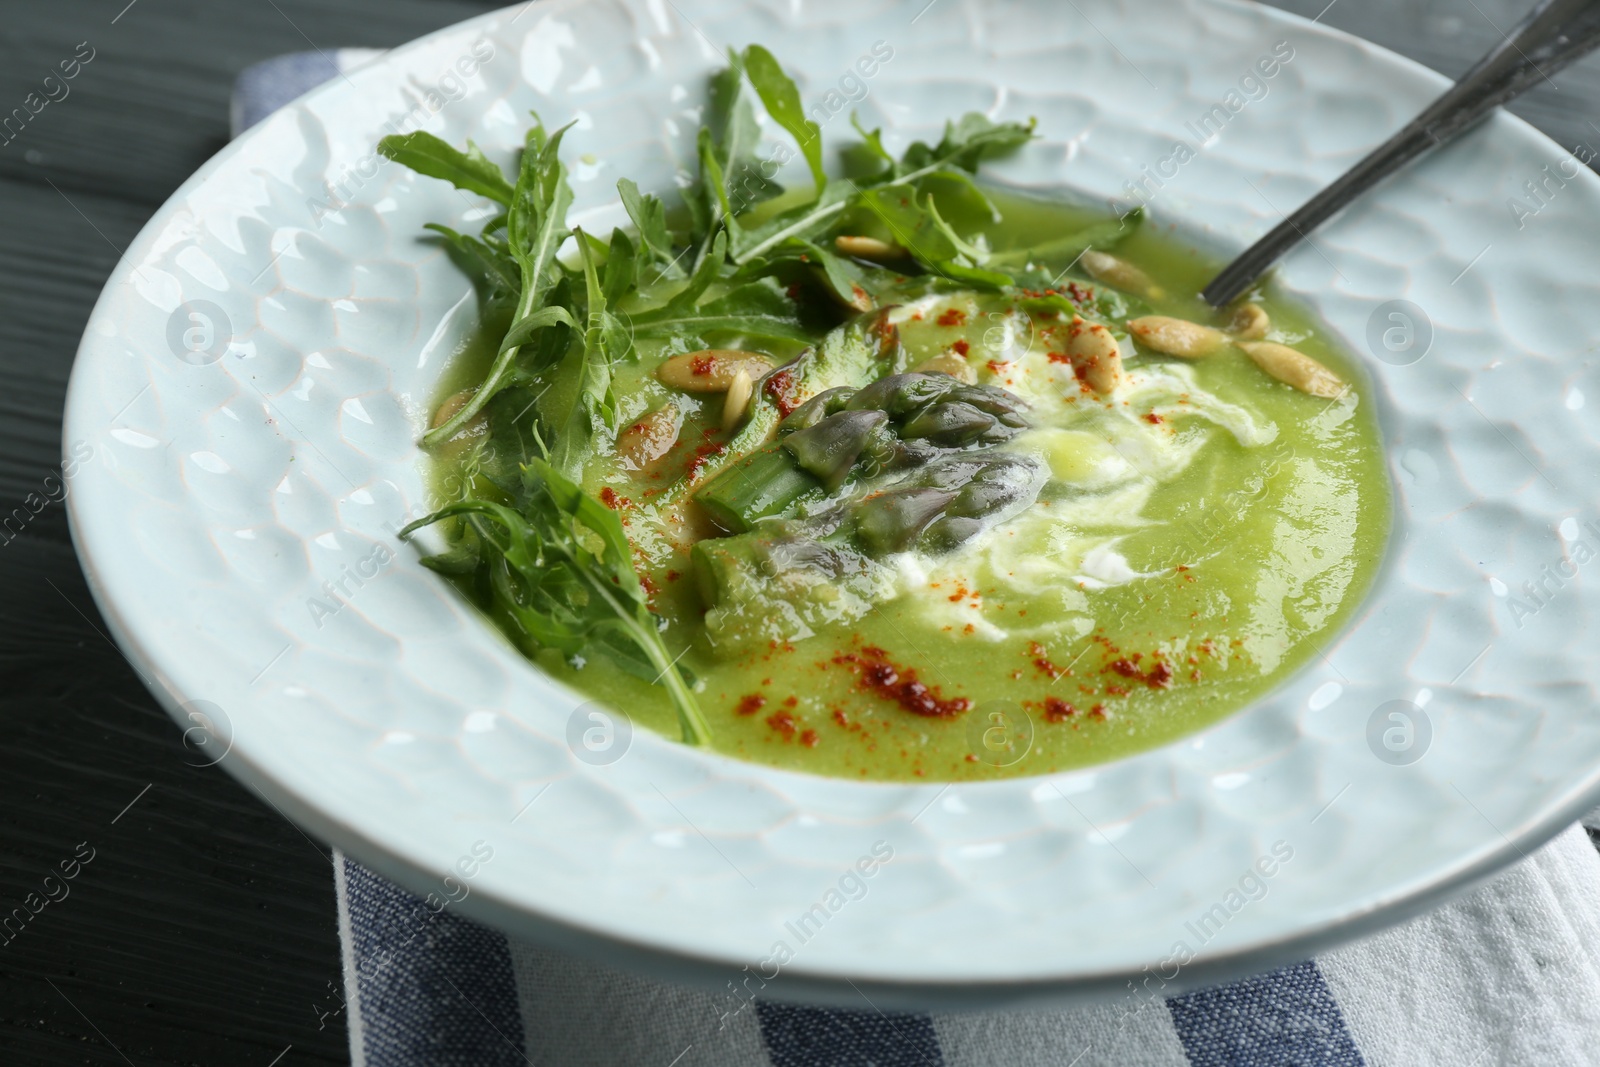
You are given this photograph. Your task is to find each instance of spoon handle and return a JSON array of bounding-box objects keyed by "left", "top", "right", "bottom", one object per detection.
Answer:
[{"left": 1202, "top": 0, "right": 1600, "bottom": 308}]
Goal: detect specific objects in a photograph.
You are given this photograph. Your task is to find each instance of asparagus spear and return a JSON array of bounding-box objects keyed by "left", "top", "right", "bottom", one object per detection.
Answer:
[
  {"left": 694, "top": 371, "right": 1030, "bottom": 532},
  {"left": 693, "top": 450, "right": 1045, "bottom": 655}
]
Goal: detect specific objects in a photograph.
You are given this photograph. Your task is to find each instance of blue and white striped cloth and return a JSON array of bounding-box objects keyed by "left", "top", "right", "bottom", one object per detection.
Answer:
[
  {"left": 237, "top": 51, "right": 1600, "bottom": 1067},
  {"left": 333, "top": 827, "right": 1600, "bottom": 1066}
]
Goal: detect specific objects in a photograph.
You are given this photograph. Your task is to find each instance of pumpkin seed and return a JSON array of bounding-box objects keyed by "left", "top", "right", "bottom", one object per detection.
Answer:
[
  {"left": 1227, "top": 303, "right": 1269, "bottom": 340},
  {"left": 910, "top": 351, "right": 977, "bottom": 383},
  {"left": 1065, "top": 316, "right": 1124, "bottom": 395},
  {"left": 722, "top": 369, "right": 754, "bottom": 431},
  {"left": 834, "top": 235, "right": 905, "bottom": 262},
  {"left": 656, "top": 350, "right": 775, "bottom": 393},
  {"left": 1127, "top": 315, "right": 1227, "bottom": 358},
  {"left": 617, "top": 403, "right": 681, "bottom": 469},
  {"left": 1080, "top": 250, "right": 1162, "bottom": 298},
  {"left": 1238, "top": 341, "right": 1347, "bottom": 398}
]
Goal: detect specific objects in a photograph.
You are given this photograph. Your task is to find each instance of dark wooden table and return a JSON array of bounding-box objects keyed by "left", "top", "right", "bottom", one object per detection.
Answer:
[{"left": 2, "top": 1, "right": 1595, "bottom": 1063}]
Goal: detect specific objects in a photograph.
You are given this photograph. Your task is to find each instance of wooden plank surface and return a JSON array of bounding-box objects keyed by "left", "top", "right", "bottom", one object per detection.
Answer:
[
  {"left": 1, "top": 1, "right": 1595, "bottom": 1063},
  {"left": 0, "top": 4, "right": 497, "bottom": 1063}
]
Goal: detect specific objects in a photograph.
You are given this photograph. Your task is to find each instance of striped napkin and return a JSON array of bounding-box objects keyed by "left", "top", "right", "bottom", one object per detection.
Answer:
[
  {"left": 332, "top": 828, "right": 1600, "bottom": 1067},
  {"left": 236, "top": 50, "right": 1600, "bottom": 1067}
]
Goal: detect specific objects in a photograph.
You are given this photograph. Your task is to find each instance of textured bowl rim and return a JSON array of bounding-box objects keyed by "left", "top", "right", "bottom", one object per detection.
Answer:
[{"left": 63, "top": 0, "right": 1600, "bottom": 1007}]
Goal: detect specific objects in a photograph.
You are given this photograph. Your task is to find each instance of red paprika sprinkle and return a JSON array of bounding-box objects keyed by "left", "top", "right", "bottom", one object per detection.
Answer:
[
  {"left": 1107, "top": 657, "right": 1174, "bottom": 689},
  {"left": 1044, "top": 697, "right": 1076, "bottom": 722},
  {"left": 832, "top": 646, "right": 970, "bottom": 719},
  {"left": 1029, "top": 641, "right": 1069, "bottom": 680},
  {"left": 763, "top": 369, "right": 800, "bottom": 417}
]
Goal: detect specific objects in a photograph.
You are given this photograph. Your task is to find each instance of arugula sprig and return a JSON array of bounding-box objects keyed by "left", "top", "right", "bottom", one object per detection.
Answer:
[
  {"left": 381, "top": 120, "right": 708, "bottom": 743},
  {"left": 379, "top": 48, "right": 1122, "bottom": 749},
  {"left": 383, "top": 118, "right": 579, "bottom": 449},
  {"left": 724, "top": 112, "right": 1039, "bottom": 268},
  {"left": 401, "top": 461, "right": 711, "bottom": 747},
  {"left": 551, "top": 230, "right": 631, "bottom": 480}
]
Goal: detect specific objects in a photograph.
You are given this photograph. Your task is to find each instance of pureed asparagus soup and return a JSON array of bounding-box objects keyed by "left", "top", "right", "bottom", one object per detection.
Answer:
[{"left": 386, "top": 47, "right": 1390, "bottom": 782}]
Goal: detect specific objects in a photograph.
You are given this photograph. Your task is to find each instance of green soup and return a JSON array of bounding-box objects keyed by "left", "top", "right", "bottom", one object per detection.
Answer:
[{"left": 427, "top": 190, "right": 1390, "bottom": 782}]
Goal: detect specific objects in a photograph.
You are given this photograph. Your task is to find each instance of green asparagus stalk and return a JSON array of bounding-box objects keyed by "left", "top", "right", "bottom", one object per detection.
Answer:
[
  {"left": 693, "top": 371, "right": 1030, "bottom": 532},
  {"left": 693, "top": 450, "right": 1046, "bottom": 655}
]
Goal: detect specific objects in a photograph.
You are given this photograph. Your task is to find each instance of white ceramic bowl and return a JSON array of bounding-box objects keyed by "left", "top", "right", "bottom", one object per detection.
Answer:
[{"left": 64, "top": 0, "right": 1600, "bottom": 1008}]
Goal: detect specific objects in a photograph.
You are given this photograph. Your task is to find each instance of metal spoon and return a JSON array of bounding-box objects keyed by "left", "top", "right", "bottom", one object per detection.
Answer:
[{"left": 1202, "top": 0, "right": 1600, "bottom": 308}]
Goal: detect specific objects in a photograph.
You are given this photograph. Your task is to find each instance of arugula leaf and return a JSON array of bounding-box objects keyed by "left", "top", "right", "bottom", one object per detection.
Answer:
[
  {"left": 742, "top": 45, "right": 824, "bottom": 193},
  {"left": 631, "top": 278, "right": 812, "bottom": 345},
  {"left": 618, "top": 178, "right": 680, "bottom": 276},
  {"left": 848, "top": 112, "right": 895, "bottom": 174},
  {"left": 858, "top": 188, "right": 1011, "bottom": 290},
  {"left": 423, "top": 223, "right": 519, "bottom": 296},
  {"left": 652, "top": 230, "right": 729, "bottom": 318},
  {"left": 378, "top": 132, "right": 514, "bottom": 206},
  {"left": 901, "top": 113, "right": 1038, "bottom": 174},
  {"left": 601, "top": 229, "right": 637, "bottom": 308},
  {"left": 732, "top": 115, "right": 1037, "bottom": 265},
  {"left": 917, "top": 168, "right": 1002, "bottom": 223},
  {"left": 735, "top": 237, "right": 874, "bottom": 312},
  {"left": 508, "top": 117, "right": 577, "bottom": 322},
  {"left": 791, "top": 238, "right": 874, "bottom": 311},
  {"left": 632, "top": 231, "right": 815, "bottom": 342},
  {"left": 422, "top": 117, "right": 577, "bottom": 447},
  {"left": 550, "top": 231, "right": 628, "bottom": 480},
  {"left": 730, "top": 180, "right": 859, "bottom": 265},
  {"left": 496, "top": 304, "right": 578, "bottom": 358},
  {"left": 401, "top": 462, "right": 710, "bottom": 746},
  {"left": 703, "top": 54, "right": 780, "bottom": 229},
  {"left": 990, "top": 208, "right": 1144, "bottom": 270},
  {"left": 696, "top": 126, "right": 738, "bottom": 230}
]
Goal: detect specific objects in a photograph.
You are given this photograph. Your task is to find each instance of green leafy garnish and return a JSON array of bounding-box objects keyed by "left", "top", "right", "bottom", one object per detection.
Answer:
[
  {"left": 401, "top": 462, "right": 711, "bottom": 747},
  {"left": 381, "top": 47, "right": 1048, "bottom": 747},
  {"left": 379, "top": 132, "right": 515, "bottom": 206},
  {"left": 742, "top": 44, "right": 825, "bottom": 193},
  {"left": 550, "top": 231, "right": 629, "bottom": 481}
]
